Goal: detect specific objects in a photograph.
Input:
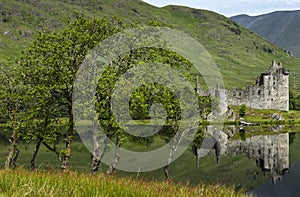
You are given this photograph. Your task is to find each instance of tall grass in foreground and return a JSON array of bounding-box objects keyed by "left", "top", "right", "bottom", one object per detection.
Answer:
[{"left": 0, "top": 169, "right": 252, "bottom": 197}]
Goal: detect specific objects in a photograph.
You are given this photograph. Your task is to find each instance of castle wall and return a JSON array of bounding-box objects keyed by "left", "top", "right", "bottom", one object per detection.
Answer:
[
  {"left": 197, "top": 60, "right": 289, "bottom": 112},
  {"left": 226, "top": 62, "right": 289, "bottom": 111}
]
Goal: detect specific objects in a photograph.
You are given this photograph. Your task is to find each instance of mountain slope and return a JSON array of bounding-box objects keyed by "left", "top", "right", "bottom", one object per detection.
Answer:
[
  {"left": 231, "top": 11, "right": 300, "bottom": 58},
  {"left": 1, "top": 0, "right": 300, "bottom": 92}
]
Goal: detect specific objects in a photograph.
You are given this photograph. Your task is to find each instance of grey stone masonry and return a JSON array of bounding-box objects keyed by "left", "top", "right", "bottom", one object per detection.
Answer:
[{"left": 197, "top": 60, "right": 290, "bottom": 113}]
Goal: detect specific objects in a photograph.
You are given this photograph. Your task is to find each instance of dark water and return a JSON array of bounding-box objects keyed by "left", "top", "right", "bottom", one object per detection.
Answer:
[
  {"left": 109, "top": 124, "right": 300, "bottom": 197},
  {"left": 181, "top": 125, "right": 300, "bottom": 197},
  {"left": 249, "top": 128, "right": 300, "bottom": 197},
  {"left": 1, "top": 125, "right": 300, "bottom": 196},
  {"left": 252, "top": 161, "right": 300, "bottom": 197},
  {"left": 121, "top": 125, "right": 300, "bottom": 197}
]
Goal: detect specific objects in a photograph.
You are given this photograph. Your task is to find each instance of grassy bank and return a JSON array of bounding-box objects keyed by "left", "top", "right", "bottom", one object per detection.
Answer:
[
  {"left": 0, "top": 169, "right": 251, "bottom": 197},
  {"left": 227, "top": 106, "right": 300, "bottom": 125}
]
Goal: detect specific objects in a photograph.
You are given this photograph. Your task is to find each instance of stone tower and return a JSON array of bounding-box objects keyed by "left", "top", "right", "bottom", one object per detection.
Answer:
[
  {"left": 227, "top": 60, "right": 289, "bottom": 111},
  {"left": 196, "top": 60, "right": 290, "bottom": 113}
]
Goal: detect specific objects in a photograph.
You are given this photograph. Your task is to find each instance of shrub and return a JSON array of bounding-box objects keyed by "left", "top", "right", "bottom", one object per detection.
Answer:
[{"left": 239, "top": 104, "right": 246, "bottom": 117}]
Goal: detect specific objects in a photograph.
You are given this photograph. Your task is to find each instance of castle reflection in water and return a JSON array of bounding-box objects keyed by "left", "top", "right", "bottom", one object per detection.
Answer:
[{"left": 195, "top": 126, "right": 290, "bottom": 184}]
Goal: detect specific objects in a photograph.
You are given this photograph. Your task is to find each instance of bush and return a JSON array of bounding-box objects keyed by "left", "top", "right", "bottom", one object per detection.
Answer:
[
  {"left": 289, "top": 91, "right": 300, "bottom": 110},
  {"left": 239, "top": 104, "right": 246, "bottom": 117}
]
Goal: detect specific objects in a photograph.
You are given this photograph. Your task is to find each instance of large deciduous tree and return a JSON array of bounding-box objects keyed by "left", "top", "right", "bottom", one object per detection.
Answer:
[
  {"left": 18, "top": 13, "right": 124, "bottom": 171},
  {"left": 0, "top": 62, "right": 26, "bottom": 169},
  {"left": 18, "top": 13, "right": 212, "bottom": 174},
  {"left": 95, "top": 44, "right": 195, "bottom": 176}
]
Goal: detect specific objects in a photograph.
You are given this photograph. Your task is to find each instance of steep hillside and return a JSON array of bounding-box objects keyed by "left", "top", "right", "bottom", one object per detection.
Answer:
[
  {"left": 1, "top": 0, "right": 300, "bottom": 92},
  {"left": 231, "top": 11, "right": 300, "bottom": 58}
]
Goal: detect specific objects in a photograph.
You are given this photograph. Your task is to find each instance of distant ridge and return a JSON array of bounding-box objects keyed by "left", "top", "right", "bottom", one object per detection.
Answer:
[
  {"left": 231, "top": 10, "right": 300, "bottom": 58},
  {"left": 0, "top": 0, "right": 300, "bottom": 92}
]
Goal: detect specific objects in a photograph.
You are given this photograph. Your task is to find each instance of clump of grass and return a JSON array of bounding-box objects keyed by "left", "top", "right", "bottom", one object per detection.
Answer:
[{"left": 0, "top": 168, "right": 251, "bottom": 197}]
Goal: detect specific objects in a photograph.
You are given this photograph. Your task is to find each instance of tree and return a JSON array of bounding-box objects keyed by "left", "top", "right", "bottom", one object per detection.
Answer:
[
  {"left": 19, "top": 13, "right": 214, "bottom": 174},
  {"left": 18, "top": 13, "right": 124, "bottom": 171},
  {"left": 94, "top": 45, "right": 197, "bottom": 176},
  {"left": 289, "top": 90, "right": 300, "bottom": 110},
  {"left": 75, "top": 22, "right": 214, "bottom": 176},
  {"left": 21, "top": 89, "right": 62, "bottom": 169},
  {"left": 0, "top": 62, "right": 26, "bottom": 169},
  {"left": 239, "top": 104, "right": 247, "bottom": 117}
]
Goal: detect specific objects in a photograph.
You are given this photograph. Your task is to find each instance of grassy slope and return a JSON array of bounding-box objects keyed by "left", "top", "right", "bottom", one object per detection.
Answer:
[
  {"left": 0, "top": 0, "right": 300, "bottom": 93},
  {"left": 231, "top": 11, "right": 300, "bottom": 58}
]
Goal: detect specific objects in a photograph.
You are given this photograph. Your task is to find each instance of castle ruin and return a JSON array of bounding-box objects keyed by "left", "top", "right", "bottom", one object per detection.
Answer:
[{"left": 196, "top": 60, "right": 290, "bottom": 113}]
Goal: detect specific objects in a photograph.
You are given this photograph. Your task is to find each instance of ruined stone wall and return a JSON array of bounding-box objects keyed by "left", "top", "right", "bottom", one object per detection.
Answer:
[
  {"left": 197, "top": 60, "right": 289, "bottom": 112},
  {"left": 226, "top": 61, "right": 289, "bottom": 111}
]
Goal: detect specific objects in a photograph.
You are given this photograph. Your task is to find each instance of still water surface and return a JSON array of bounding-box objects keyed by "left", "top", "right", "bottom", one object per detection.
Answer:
[{"left": 1, "top": 125, "right": 300, "bottom": 197}]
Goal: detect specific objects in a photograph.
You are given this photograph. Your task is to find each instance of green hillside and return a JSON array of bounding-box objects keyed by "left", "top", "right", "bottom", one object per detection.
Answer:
[
  {"left": 1, "top": 0, "right": 300, "bottom": 92},
  {"left": 231, "top": 11, "right": 300, "bottom": 59}
]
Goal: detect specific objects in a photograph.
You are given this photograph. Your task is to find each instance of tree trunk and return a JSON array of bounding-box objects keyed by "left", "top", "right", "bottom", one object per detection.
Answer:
[
  {"left": 5, "top": 128, "right": 18, "bottom": 169},
  {"left": 12, "top": 148, "right": 19, "bottom": 169},
  {"left": 91, "top": 135, "right": 110, "bottom": 174},
  {"left": 61, "top": 94, "right": 74, "bottom": 171},
  {"left": 91, "top": 153, "right": 101, "bottom": 174},
  {"left": 163, "top": 165, "right": 170, "bottom": 182},
  {"left": 91, "top": 136, "right": 110, "bottom": 174},
  {"left": 91, "top": 120, "right": 100, "bottom": 174},
  {"left": 106, "top": 135, "right": 120, "bottom": 175},
  {"left": 31, "top": 137, "right": 42, "bottom": 169},
  {"left": 192, "top": 144, "right": 200, "bottom": 168},
  {"left": 91, "top": 120, "right": 104, "bottom": 174},
  {"left": 163, "top": 123, "right": 191, "bottom": 182},
  {"left": 61, "top": 131, "right": 72, "bottom": 171}
]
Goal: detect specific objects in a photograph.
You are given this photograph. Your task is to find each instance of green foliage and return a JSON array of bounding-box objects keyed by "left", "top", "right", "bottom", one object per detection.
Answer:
[
  {"left": 129, "top": 84, "right": 181, "bottom": 120},
  {"left": 1, "top": 0, "right": 300, "bottom": 94},
  {"left": 0, "top": 62, "right": 25, "bottom": 131},
  {"left": 0, "top": 61, "right": 29, "bottom": 168},
  {"left": 198, "top": 96, "right": 213, "bottom": 119},
  {"left": 18, "top": 14, "right": 126, "bottom": 169},
  {"left": 289, "top": 90, "right": 300, "bottom": 110},
  {"left": 239, "top": 130, "right": 247, "bottom": 141},
  {"left": 192, "top": 127, "right": 205, "bottom": 149},
  {"left": 16, "top": 12, "right": 205, "bottom": 171},
  {"left": 239, "top": 104, "right": 247, "bottom": 117},
  {"left": 229, "top": 105, "right": 300, "bottom": 124},
  {"left": 96, "top": 46, "right": 193, "bottom": 144},
  {"left": 232, "top": 12, "right": 300, "bottom": 58}
]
